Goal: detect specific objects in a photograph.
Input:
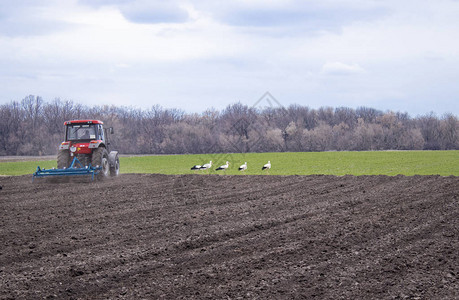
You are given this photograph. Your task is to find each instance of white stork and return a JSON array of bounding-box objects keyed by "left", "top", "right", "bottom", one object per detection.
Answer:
[
  {"left": 238, "top": 162, "right": 247, "bottom": 172},
  {"left": 216, "top": 161, "right": 230, "bottom": 172},
  {"left": 191, "top": 164, "right": 201, "bottom": 171},
  {"left": 262, "top": 161, "right": 271, "bottom": 173},
  {"left": 200, "top": 161, "right": 212, "bottom": 172}
]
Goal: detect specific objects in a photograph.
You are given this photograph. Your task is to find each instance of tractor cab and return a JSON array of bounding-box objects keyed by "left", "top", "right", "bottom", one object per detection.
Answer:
[
  {"left": 59, "top": 120, "right": 112, "bottom": 156},
  {"left": 64, "top": 120, "right": 106, "bottom": 143},
  {"left": 65, "top": 122, "right": 103, "bottom": 142}
]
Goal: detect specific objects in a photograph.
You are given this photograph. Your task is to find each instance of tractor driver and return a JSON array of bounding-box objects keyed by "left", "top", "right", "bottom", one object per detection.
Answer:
[{"left": 81, "top": 129, "right": 90, "bottom": 139}]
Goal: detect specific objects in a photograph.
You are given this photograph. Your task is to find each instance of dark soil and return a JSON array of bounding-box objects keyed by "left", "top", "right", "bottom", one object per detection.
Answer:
[{"left": 0, "top": 174, "right": 458, "bottom": 299}]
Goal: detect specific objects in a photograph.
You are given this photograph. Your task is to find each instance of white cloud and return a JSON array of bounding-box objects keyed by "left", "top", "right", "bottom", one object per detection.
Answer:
[
  {"left": 78, "top": 0, "right": 190, "bottom": 24},
  {"left": 191, "top": 0, "right": 388, "bottom": 35},
  {"left": 0, "top": 0, "right": 74, "bottom": 36},
  {"left": 321, "top": 62, "right": 365, "bottom": 75},
  {"left": 120, "top": 0, "right": 190, "bottom": 24}
]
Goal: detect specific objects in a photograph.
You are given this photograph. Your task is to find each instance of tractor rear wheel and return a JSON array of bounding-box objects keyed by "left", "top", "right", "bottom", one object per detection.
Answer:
[
  {"left": 57, "top": 150, "right": 70, "bottom": 169},
  {"left": 92, "top": 147, "right": 109, "bottom": 179}
]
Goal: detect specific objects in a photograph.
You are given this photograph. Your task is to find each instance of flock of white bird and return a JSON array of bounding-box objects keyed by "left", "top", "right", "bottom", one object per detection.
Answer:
[{"left": 191, "top": 160, "right": 271, "bottom": 173}]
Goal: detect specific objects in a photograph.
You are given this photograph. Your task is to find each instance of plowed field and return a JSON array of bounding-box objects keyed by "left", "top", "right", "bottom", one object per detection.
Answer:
[{"left": 0, "top": 174, "right": 458, "bottom": 299}]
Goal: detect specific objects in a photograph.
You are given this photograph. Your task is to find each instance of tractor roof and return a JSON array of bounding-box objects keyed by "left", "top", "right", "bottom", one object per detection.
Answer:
[{"left": 64, "top": 120, "right": 103, "bottom": 125}]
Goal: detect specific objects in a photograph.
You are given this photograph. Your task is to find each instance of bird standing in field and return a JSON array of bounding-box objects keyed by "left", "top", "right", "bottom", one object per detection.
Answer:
[
  {"left": 191, "top": 164, "right": 201, "bottom": 171},
  {"left": 262, "top": 161, "right": 271, "bottom": 174},
  {"left": 216, "top": 161, "right": 230, "bottom": 172},
  {"left": 200, "top": 161, "right": 212, "bottom": 173},
  {"left": 238, "top": 162, "right": 247, "bottom": 172}
]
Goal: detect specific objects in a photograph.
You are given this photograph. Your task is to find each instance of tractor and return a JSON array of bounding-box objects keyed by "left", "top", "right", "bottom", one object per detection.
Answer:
[
  {"left": 57, "top": 120, "right": 120, "bottom": 178},
  {"left": 33, "top": 120, "right": 120, "bottom": 181}
]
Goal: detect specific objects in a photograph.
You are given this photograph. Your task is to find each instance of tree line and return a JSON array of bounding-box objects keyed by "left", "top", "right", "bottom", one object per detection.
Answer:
[{"left": 0, "top": 95, "right": 458, "bottom": 156}]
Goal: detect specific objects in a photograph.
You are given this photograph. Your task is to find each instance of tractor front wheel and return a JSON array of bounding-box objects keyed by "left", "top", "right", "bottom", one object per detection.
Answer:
[
  {"left": 92, "top": 147, "right": 109, "bottom": 179},
  {"left": 57, "top": 149, "right": 70, "bottom": 169}
]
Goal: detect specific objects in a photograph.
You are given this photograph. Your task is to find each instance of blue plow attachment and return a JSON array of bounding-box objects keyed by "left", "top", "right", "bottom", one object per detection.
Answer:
[{"left": 33, "top": 156, "right": 101, "bottom": 182}]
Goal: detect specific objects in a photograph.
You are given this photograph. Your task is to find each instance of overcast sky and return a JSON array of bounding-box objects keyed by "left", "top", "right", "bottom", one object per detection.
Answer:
[{"left": 1, "top": 0, "right": 458, "bottom": 116}]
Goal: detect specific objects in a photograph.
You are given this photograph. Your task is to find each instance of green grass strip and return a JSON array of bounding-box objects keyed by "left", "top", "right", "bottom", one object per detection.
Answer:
[{"left": 1, "top": 150, "right": 457, "bottom": 176}]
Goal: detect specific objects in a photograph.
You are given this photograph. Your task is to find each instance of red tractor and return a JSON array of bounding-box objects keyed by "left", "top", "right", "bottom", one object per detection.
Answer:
[{"left": 57, "top": 120, "right": 120, "bottom": 178}]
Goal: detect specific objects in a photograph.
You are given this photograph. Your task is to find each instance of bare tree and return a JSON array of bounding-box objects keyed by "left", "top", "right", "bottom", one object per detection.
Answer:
[
  {"left": 440, "top": 113, "right": 459, "bottom": 149},
  {"left": 417, "top": 113, "right": 442, "bottom": 150}
]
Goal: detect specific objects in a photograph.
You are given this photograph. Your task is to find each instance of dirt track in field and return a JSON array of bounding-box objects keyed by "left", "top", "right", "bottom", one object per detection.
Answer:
[{"left": 0, "top": 174, "right": 458, "bottom": 299}]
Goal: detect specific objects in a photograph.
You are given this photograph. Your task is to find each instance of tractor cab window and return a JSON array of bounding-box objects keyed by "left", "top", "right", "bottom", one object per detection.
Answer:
[
  {"left": 66, "top": 124, "right": 97, "bottom": 141},
  {"left": 98, "top": 124, "right": 104, "bottom": 141}
]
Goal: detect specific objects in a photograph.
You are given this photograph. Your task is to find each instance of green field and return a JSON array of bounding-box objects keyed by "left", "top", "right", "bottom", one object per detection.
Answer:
[{"left": 0, "top": 151, "right": 458, "bottom": 176}]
